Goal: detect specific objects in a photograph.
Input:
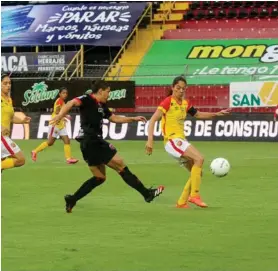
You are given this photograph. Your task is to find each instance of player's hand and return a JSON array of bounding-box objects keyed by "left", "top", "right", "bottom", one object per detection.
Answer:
[
  {"left": 133, "top": 116, "right": 147, "bottom": 122},
  {"left": 23, "top": 116, "right": 31, "bottom": 123},
  {"left": 145, "top": 140, "right": 153, "bottom": 155},
  {"left": 1, "top": 127, "right": 10, "bottom": 136},
  {"left": 65, "top": 115, "right": 72, "bottom": 120},
  {"left": 50, "top": 115, "right": 62, "bottom": 126},
  {"left": 216, "top": 109, "right": 231, "bottom": 117}
]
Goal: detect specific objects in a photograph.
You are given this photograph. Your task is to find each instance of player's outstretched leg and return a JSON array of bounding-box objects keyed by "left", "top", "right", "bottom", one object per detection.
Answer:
[
  {"left": 61, "top": 136, "right": 78, "bottom": 164},
  {"left": 64, "top": 165, "right": 106, "bottom": 213},
  {"left": 176, "top": 159, "right": 194, "bottom": 209},
  {"left": 182, "top": 145, "right": 207, "bottom": 208},
  {"left": 107, "top": 154, "right": 164, "bottom": 203},
  {"left": 31, "top": 137, "right": 55, "bottom": 162},
  {"left": 1, "top": 151, "right": 25, "bottom": 170}
]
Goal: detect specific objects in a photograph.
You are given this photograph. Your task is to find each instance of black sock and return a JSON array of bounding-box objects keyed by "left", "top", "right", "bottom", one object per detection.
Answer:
[
  {"left": 119, "top": 167, "right": 150, "bottom": 198},
  {"left": 73, "top": 176, "right": 105, "bottom": 201}
]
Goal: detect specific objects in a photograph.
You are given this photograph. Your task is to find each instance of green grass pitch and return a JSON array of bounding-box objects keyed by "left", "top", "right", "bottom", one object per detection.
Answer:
[{"left": 2, "top": 140, "right": 278, "bottom": 271}]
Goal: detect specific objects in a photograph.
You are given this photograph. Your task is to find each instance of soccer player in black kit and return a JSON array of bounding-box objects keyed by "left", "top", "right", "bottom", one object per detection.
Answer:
[{"left": 51, "top": 80, "right": 164, "bottom": 213}]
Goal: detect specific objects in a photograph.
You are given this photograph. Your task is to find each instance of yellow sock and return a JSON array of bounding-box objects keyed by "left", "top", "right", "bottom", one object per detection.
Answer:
[
  {"left": 1, "top": 158, "right": 15, "bottom": 170},
  {"left": 190, "top": 165, "right": 202, "bottom": 197},
  {"left": 177, "top": 178, "right": 191, "bottom": 205},
  {"left": 64, "top": 144, "right": 71, "bottom": 160},
  {"left": 33, "top": 142, "right": 48, "bottom": 153}
]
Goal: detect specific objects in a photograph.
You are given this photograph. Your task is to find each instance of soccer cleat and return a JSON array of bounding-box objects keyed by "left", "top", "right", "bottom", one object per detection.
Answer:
[
  {"left": 66, "top": 158, "right": 79, "bottom": 164},
  {"left": 64, "top": 194, "right": 76, "bottom": 213},
  {"left": 31, "top": 151, "right": 37, "bottom": 162},
  {"left": 188, "top": 196, "right": 208, "bottom": 208},
  {"left": 176, "top": 203, "right": 190, "bottom": 208},
  {"left": 145, "top": 185, "right": 165, "bottom": 203}
]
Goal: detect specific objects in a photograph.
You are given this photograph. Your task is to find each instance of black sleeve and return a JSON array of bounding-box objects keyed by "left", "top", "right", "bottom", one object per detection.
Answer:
[
  {"left": 103, "top": 105, "right": 112, "bottom": 119},
  {"left": 74, "top": 95, "right": 89, "bottom": 108},
  {"left": 187, "top": 106, "right": 198, "bottom": 117}
]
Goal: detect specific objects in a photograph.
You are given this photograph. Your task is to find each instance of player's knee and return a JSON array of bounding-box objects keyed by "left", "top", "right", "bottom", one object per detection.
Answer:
[
  {"left": 63, "top": 138, "right": 70, "bottom": 144},
  {"left": 95, "top": 176, "right": 106, "bottom": 182},
  {"left": 48, "top": 141, "right": 54, "bottom": 146},
  {"left": 110, "top": 158, "right": 125, "bottom": 172},
  {"left": 15, "top": 156, "right": 25, "bottom": 167},
  {"left": 195, "top": 156, "right": 204, "bottom": 166}
]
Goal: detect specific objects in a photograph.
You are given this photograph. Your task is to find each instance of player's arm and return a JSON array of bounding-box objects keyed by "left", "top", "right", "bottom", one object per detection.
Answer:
[
  {"left": 146, "top": 109, "right": 163, "bottom": 155},
  {"left": 147, "top": 109, "right": 163, "bottom": 141},
  {"left": 109, "top": 114, "right": 147, "bottom": 123},
  {"left": 50, "top": 99, "right": 80, "bottom": 125},
  {"left": 104, "top": 105, "right": 146, "bottom": 123},
  {"left": 146, "top": 98, "right": 170, "bottom": 155},
  {"left": 56, "top": 103, "right": 71, "bottom": 121},
  {"left": 194, "top": 109, "right": 230, "bottom": 119},
  {"left": 12, "top": 114, "right": 31, "bottom": 124},
  {"left": 55, "top": 105, "right": 62, "bottom": 115}
]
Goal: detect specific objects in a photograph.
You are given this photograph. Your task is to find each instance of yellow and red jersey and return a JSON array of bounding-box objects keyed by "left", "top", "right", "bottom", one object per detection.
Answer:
[
  {"left": 1, "top": 96, "right": 14, "bottom": 131},
  {"left": 158, "top": 96, "right": 197, "bottom": 143},
  {"left": 51, "top": 98, "right": 65, "bottom": 129}
]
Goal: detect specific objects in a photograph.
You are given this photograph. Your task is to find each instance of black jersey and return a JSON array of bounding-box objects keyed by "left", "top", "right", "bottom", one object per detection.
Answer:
[{"left": 74, "top": 94, "right": 112, "bottom": 138}]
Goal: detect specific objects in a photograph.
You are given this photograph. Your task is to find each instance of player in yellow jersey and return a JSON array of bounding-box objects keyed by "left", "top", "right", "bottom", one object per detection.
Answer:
[
  {"left": 146, "top": 76, "right": 230, "bottom": 208},
  {"left": 1, "top": 74, "right": 31, "bottom": 171},
  {"left": 31, "top": 87, "right": 78, "bottom": 164}
]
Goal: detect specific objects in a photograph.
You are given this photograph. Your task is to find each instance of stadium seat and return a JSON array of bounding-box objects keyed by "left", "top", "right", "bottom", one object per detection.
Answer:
[
  {"left": 270, "top": 8, "right": 278, "bottom": 17},
  {"left": 190, "top": 2, "right": 201, "bottom": 10},
  {"left": 227, "top": 9, "right": 238, "bottom": 19},
  {"left": 196, "top": 10, "right": 206, "bottom": 20},
  {"left": 223, "top": 1, "right": 233, "bottom": 8},
  {"left": 202, "top": 1, "right": 210, "bottom": 10},
  {"left": 238, "top": 8, "right": 248, "bottom": 18},
  {"left": 207, "top": 10, "right": 216, "bottom": 19},
  {"left": 212, "top": 1, "right": 222, "bottom": 9},
  {"left": 249, "top": 8, "right": 259, "bottom": 18},
  {"left": 259, "top": 8, "right": 269, "bottom": 18},
  {"left": 254, "top": 1, "right": 265, "bottom": 8},
  {"left": 184, "top": 10, "right": 194, "bottom": 20},
  {"left": 243, "top": 1, "right": 254, "bottom": 8},
  {"left": 217, "top": 10, "right": 226, "bottom": 19},
  {"left": 233, "top": 1, "right": 243, "bottom": 8}
]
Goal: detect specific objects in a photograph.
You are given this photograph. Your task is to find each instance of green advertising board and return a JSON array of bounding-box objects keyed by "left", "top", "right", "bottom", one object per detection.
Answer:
[{"left": 133, "top": 39, "right": 278, "bottom": 85}]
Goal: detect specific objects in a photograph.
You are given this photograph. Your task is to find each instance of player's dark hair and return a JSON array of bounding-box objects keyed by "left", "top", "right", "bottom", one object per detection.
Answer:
[
  {"left": 91, "top": 80, "right": 109, "bottom": 93},
  {"left": 166, "top": 76, "right": 187, "bottom": 97},
  {"left": 1, "top": 74, "right": 9, "bottom": 81},
  {"left": 172, "top": 76, "right": 187, "bottom": 86},
  {"left": 59, "top": 87, "right": 68, "bottom": 93}
]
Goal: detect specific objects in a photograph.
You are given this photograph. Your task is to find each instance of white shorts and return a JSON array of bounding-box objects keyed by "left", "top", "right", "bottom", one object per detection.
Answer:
[
  {"left": 165, "top": 138, "right": 191, "bottom": 165},
  {"left": 1, "top": 135, "right": 21, "bottom": 159},
  {"left": 48, "top": 125, "right": 68, "bottom": 139}
]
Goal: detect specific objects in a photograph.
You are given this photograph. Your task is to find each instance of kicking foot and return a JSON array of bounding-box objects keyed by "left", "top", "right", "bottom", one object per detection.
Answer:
[
  {"left": 189, "top": 196, "right": 208, "bottom": 208},
  {"left": 31, "top": 151, "right": 37, "bottom": 162},
  {"left": 66, "top": 158, "right": 79, "bottom": 164},
  {"left": 64, "top": 194, "right": 76, "bottom": 213},
  {"left": 176, "top": 203, "right": 190, "bottom": 208},
  {"left": 145, "top": 185, "right": 165, "bottom": 203}
]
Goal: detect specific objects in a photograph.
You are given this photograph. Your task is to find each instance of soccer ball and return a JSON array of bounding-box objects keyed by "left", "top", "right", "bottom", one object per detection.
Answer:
[{"left": 210, "top": 158, "right": 230, "bottom": 177}]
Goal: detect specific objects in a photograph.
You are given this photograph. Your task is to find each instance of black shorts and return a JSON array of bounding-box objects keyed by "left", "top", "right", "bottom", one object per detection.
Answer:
[{"left": 80, "top": 138, "right": 117, "bottom": 166}]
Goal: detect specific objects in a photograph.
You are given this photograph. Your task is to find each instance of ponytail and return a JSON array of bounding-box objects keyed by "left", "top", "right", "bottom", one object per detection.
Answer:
[{"left": 166, "top": 89, "right": 173, "bottom": 97}]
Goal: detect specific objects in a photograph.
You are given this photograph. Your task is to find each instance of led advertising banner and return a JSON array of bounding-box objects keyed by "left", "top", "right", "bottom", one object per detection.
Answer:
[{"left": 2, "top": 3, "right": 147, "bottom": 46}]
